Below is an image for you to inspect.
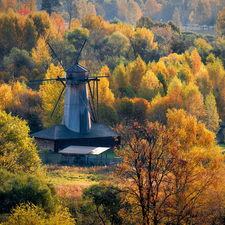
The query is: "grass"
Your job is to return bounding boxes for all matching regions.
[217,143,225,154]
[44,164,115,198]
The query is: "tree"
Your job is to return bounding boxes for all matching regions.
[204,92,221,134]
[41,0,61,15]
[183,82,206,121]
[116,97,134,122]
[64,0,80,29]
[143,0,161,21]
[0,170,57,214]
[83,183,124,225]
[216,7,225,36]
[115,109,224,224]
[50,12,66,37]
[172,7,181,27]
[193,0,212,25]
[31,37,52,74]
[97,69,115,109]
[112,62,129,98]
[1,0,17,12]
[4,82,44,134]
[167,76,183,110]
[39,64,65,127]
[0,110,41,173]
[0,83,13,110]
[128,56,146,94]
[126,0,143,25]
[138,69,160,102]
[25,0,37,11]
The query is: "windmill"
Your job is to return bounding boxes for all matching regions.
[32,40,104,133]
[31,40,121,155]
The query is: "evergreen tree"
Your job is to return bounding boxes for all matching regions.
[41,0,60,15]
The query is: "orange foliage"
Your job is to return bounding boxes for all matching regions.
[50,12,66,37]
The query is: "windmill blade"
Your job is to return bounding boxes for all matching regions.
[74,39,87,65]
[88,81,97,123]
[51,86,66,118]
[47,43,65,70]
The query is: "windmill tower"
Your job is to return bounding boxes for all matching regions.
[31,40,121,157]
[63,58,91,133]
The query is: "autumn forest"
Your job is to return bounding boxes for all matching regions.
[1,0,225,224]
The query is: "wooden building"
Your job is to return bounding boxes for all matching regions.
[31,123,121,153]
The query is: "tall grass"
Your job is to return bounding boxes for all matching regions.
[45,164,115,198]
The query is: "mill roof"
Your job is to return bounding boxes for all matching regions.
[66,64,89,73]
[31,123,120,140]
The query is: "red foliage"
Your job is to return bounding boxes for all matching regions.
[17,8,31,16]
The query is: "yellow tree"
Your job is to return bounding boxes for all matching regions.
[128,55,146,94]
[115,109,224,224]
[1,0,17,12]
[39,64,65,128]
[147,93,169,124]
[112,62,129,98]
[183,82,206,121]
[204,92,221,134]
[138,69,160,102]
[207,57,225,91]
[98,70,115,109]
[166,109,224,224]
[167,76,183,110]
[0,83,13,110]
[216,6,225,36]
[190,48,202,76]
[195,66,212,98]
[0,110,41,173]
[31,37,52,73]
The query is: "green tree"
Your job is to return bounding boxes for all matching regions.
[83,183,124,225]
[136,16,155,30]
[0,170,57,214]
[41,0,61,15]
[0,110,41,173]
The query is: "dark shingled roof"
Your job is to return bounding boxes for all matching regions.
[31,123,120,140]
[66,64,89,73]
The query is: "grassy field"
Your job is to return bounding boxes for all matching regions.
[45,165,114,198]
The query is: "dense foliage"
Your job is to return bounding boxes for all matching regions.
[1,2,225,224]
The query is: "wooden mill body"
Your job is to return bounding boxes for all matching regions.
[62,64,91,133]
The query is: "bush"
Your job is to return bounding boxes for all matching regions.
[2,203,75,225]
[0,170,57,214]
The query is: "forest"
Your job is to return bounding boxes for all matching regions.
[1,0,225,224]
